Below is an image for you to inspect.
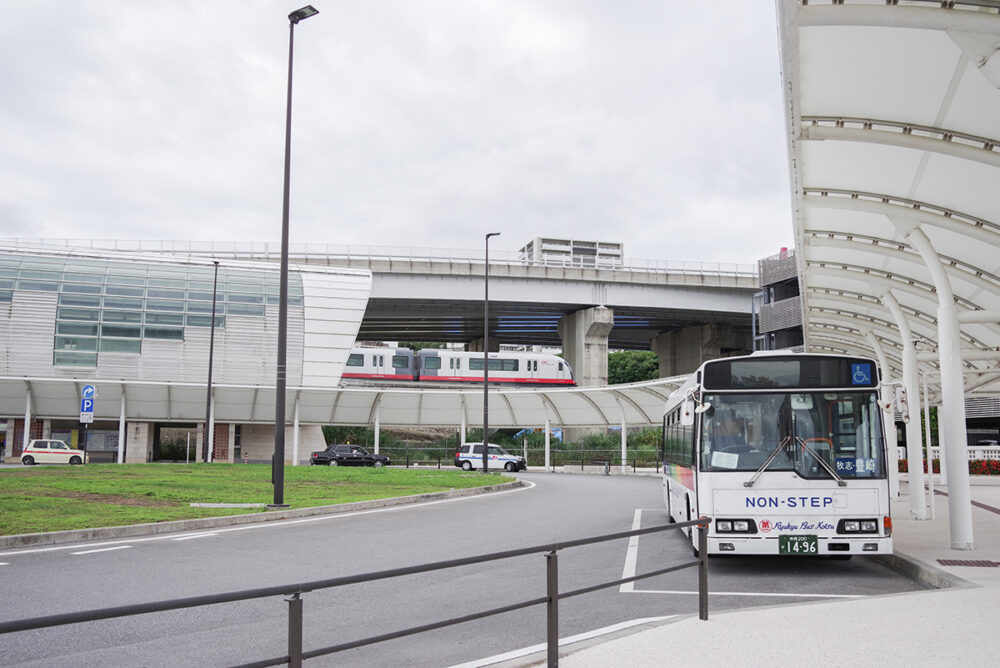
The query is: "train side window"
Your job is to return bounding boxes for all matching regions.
[347,354,363,367]
[558,362,563,371]
[503,359,518,371]
[392,355,408,369]
[424,357,442,370]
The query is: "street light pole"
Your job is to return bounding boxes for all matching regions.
[273,5,318,507]
[203,259,219,463]
[482,232,500,474]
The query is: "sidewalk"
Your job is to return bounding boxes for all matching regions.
[555,476,1000,667]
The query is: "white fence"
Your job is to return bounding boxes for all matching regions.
[897,446,1000,462]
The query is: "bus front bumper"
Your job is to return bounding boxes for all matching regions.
[707,535,893,556]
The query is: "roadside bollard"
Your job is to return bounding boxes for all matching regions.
[604,461,610,476]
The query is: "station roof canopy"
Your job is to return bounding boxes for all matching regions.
[778,0,1000,399]
[1,376,686,429]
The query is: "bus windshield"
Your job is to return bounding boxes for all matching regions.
[699,391,885,479]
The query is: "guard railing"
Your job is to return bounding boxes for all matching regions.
[0,518,710,667]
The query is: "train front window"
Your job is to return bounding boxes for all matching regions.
[699,392,885,479]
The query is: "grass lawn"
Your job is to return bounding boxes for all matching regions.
[0,463,508,536]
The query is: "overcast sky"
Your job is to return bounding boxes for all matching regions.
[0,1,792,266]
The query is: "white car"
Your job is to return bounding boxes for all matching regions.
[454,442,527,472]
[21,439,87,465]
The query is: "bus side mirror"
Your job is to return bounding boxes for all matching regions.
[681,401,695,426]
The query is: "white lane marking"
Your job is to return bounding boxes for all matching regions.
[446,616,675,668]
[619,507,862,600]
[71,545,133,556]
[618,508,644,593]
[628,587,861,599]
[0,480,536,558]
[172,532,218,541]
[0,562,9,566]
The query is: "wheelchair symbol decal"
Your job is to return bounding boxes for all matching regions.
[851,363,872,386]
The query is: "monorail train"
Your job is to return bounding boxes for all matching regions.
[341,347,575,385]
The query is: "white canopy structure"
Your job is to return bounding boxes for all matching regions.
[0,376,685,430]
[777,0,1000,548]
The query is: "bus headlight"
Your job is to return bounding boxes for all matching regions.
[715,519,757,534]
[837,518,879,534]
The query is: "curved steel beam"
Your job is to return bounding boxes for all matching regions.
[801,118,1000,170]
[796,2,1000,34]
[609,389,655,424]
[802,189,1000,243]
[805,230,1000,296]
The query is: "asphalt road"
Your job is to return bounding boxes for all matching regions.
[0,472,924,667]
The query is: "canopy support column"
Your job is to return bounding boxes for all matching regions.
[903,226,973,548]
[882,292,927,519]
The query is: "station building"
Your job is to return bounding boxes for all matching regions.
[0,244,371,464]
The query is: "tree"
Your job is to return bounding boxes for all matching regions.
[400,342,445,352]
[608,350,659,384]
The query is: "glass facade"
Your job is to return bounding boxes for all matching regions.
[0,253,303,368]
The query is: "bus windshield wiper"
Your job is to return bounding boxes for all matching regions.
[796,437,847,486]
[743,436,791,488]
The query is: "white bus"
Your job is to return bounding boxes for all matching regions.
[662,352,893,557]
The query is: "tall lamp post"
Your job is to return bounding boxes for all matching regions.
[203,260,220,463]
[273,4,319,507]
[482,232,500,474]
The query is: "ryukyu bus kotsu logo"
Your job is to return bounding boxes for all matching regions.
[759,519,773,533]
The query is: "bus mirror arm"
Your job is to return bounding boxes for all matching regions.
[743,436,791,488]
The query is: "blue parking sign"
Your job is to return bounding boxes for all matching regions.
[81,398,94,413]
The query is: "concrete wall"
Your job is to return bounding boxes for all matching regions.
[240,424,327,465]
[125,422,154,463]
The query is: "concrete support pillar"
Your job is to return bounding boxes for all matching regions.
[118,392,126,464]
[207,392,215,463]
[22,385,31,452]
[466,338,499,353]
[557,306,614,387]
[374,401,381,454]
[651,324,747,377]
[292,394,300,466]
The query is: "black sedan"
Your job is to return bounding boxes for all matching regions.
[310,444,390,467]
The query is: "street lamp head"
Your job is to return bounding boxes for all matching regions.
[486,232,501,240]
[289,5,319,23]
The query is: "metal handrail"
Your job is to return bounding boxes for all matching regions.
[0,518,710,667]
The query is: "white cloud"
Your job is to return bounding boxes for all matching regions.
[0,0,793,265]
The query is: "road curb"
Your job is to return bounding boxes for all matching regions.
[873,550,973,590]
[0,479,524,550]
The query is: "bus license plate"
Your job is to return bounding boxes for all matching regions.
[779,535,818,555]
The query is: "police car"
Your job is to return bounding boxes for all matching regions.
[454,442,526,472]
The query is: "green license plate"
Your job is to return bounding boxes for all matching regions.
[779,534,818,555]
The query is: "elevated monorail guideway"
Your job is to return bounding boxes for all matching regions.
[777,0,1000,549]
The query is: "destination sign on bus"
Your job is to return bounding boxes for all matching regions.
[702,356,878,390]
